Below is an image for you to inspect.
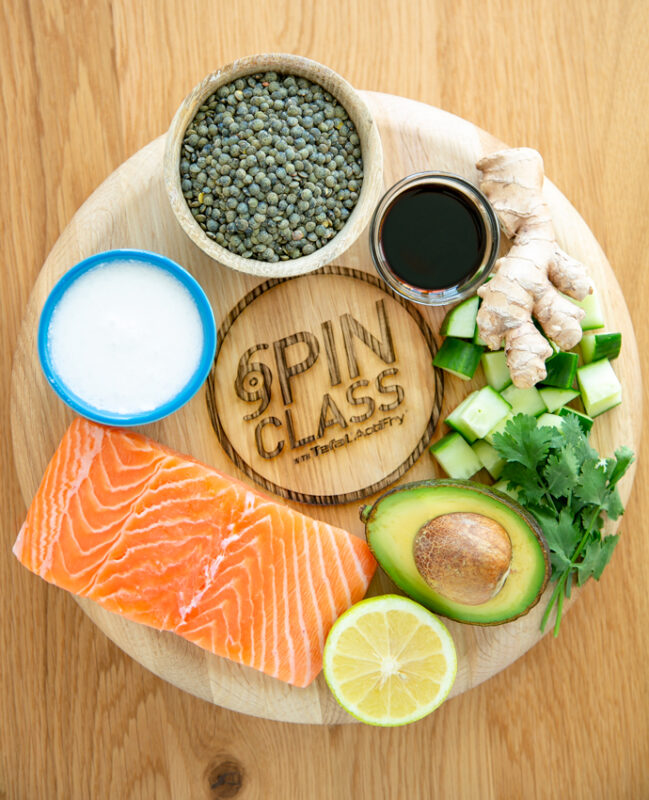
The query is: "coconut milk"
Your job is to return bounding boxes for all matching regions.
[48,260,204,414]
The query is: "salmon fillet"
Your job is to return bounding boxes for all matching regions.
[13,418,377,687]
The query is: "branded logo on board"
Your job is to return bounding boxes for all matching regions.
[206,266,443,504]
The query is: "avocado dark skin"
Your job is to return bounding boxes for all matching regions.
[361,479,550,625]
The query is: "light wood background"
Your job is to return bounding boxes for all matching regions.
[2,1,648,798]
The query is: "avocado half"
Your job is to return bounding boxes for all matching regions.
[362,479,550,625]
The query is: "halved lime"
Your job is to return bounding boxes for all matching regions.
[323,594,457,726]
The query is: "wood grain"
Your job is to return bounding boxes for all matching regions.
[205,264,443,504]
[9,94,641,724]
[2,0,649,798]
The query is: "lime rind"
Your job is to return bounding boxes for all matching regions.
[323,594,457,726]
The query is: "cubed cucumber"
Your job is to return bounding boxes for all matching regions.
[580,332,622,363]
[472,439,505,480]
[569,289,605,331]
[537,412,564,430]
[473,326,489,347]
[577,359,622,417]
[558,406,594,434]
[445,391,480,441]
[492,479,520,501]
[481,350,512,392]
[440,295,480,338]
[433,337,483,380]
[450,386,512,441]
[484,412,514,445]
[541,351,579,389]
[538,387,580,413]
[430,432,482,480]
[501,385,547,417]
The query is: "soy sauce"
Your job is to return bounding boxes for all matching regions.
[378,184,487,291]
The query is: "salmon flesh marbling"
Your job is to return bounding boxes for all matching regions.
[13,418,377,687]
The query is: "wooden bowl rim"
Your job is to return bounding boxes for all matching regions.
[163,53,384,278]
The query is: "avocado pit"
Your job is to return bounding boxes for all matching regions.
[413,512,512,605]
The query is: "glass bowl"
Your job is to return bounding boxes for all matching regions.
[369,171,500,306]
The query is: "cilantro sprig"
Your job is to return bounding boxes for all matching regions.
[491,414,634,636]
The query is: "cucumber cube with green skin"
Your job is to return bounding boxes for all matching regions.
[536,412,564,430]
[558,406,594,434]
[501,385,547,417]
[541,351,579,389]
[484,412,513,445]
[577,359,622,417]
[472,439,505,480]
[492,478,521,501]
[568,289,605,331]
[440,295,480,339]
[430,433,482,480]
[433,337,483,380]
[538,387,580,413]
[451,386,512,441]
[473,327,489,347]
[481,350,512,392]
[580,332,622,363]
[445,391,480,442]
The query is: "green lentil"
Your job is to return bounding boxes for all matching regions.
[180,71,363,261]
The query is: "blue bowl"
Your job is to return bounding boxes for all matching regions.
[38,249,217,426]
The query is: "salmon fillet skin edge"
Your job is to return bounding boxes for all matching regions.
[13,418,377,687]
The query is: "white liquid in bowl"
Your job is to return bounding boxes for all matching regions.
[48,260,204,415]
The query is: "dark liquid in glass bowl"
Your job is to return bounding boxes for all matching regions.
[378,184,487,291]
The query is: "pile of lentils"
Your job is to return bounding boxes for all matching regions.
[179,72,364,262]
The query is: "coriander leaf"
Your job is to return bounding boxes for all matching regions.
[601,457,618,481]
[499,463,546,505]
[536,507,577,565]
[601,487,624,520]
[576,534,619,585]
[550,550,571,577]
[486,404,634,639]
[579,506,604,534]
[574,458,609,506]
[543,449,579,498]
[558,415,597,462]
[609,446,635,487]
[524,500,557,521]
[492,414,560,471]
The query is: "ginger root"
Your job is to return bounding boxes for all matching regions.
[475,148,593,388]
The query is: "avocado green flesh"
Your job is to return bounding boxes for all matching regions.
[366,484,548,624]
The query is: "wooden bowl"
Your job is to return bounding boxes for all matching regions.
[163,53,384,278]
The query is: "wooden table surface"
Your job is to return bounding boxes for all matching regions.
[2,1,648,797]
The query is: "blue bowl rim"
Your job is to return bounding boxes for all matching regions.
[37,248,217,426]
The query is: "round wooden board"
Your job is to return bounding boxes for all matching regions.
[11,92,641,724]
